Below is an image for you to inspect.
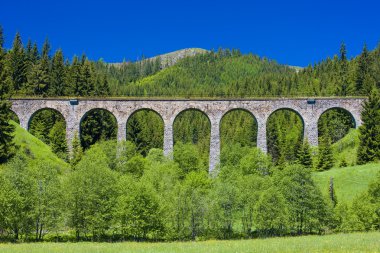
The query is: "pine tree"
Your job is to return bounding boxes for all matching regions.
[335,43,352,96]
[67,56,81,96]
[355,44,371,95]
[49,121,68,160]
[0,26,12,96]
[0,26,16,163]
[329,177,337,207]
[38,38,51,94]
[31,42,39,63]
[50,49,66,96]
[297,139,313,168]
[80,57,94,96]
[70,132,83,166]
[357,90,380,164]
[317,125,335,171]
[27,62,49,95]
[100,75,110,96]
[8,32,28,92]
[25,39,32,60]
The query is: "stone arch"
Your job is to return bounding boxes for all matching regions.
[127,108,164,123]
[173,108,212,171]
[267,107,305,135]
[8,110,20,124]
[318,107,357,128]
[317,107,356,143]
[173,107,212,128]
[79,108,118,149]
[266,107,305,164]
[28,107,67,131]
[126,108,165,156]
[219,108,258,147]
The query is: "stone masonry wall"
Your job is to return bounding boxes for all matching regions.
[11,98,365,173]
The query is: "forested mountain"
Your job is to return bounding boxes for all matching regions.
[2,29,379,98]
[110,48,208,68]
[104,45,380,98]
[2,28,379,167]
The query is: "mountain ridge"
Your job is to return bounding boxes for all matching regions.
[110,48,209,68]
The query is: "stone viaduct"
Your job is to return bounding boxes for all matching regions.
[10,98,365,173]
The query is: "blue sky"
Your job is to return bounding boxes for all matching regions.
[1,0,379,66]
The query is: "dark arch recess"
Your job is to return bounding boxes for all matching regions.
[80,108,118,150]
[220,108,258,148]
[266,108,304,165]
[126,108,164,156]
[318,107,356,143]
[173,108,211,171]
[173,108,211,145]
[27,108,68,160]
[28,108,66,131]
[267,107,305,134]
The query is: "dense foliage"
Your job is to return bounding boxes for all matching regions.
[1,140,380,242]
[0,26,15,163]
[357,90,380,164]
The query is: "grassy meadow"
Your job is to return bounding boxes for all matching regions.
[313,163,380,202]
[0,232,379,253]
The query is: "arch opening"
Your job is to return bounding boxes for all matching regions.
[266,108,304,165]
[28,108,67,159]
[173,109,211,173]
[80,108,118,150]
[220,109,258,165]
[126,109,164,156]
[318,107,356,144]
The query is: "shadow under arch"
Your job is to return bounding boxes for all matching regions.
[220,108,258,147]
[79,108,118,149]
[126,108,164,156]
[266,107,305,164]
[28,107,67,131]
[267,107,305,135]
[8,110,20,124]
[173,107,212,143]
[173,108,211,171]
[317,107,356,143]
[27,108,68,159]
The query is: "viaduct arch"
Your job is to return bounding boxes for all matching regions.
[11,98,365,173]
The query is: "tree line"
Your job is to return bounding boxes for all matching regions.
[1,140,379,242]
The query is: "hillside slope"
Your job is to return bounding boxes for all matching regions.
[110,48,208,68]
[7,121,69,169]
[332,128,359,166]
[148,48,208,68]
[313,163,380,202]
[123,51,296,97]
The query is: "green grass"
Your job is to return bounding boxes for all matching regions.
[10,121,68,168]
[332,129,360,166]
[0,232,379,253]
[313,163,380,202]
[312,128,380,203]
